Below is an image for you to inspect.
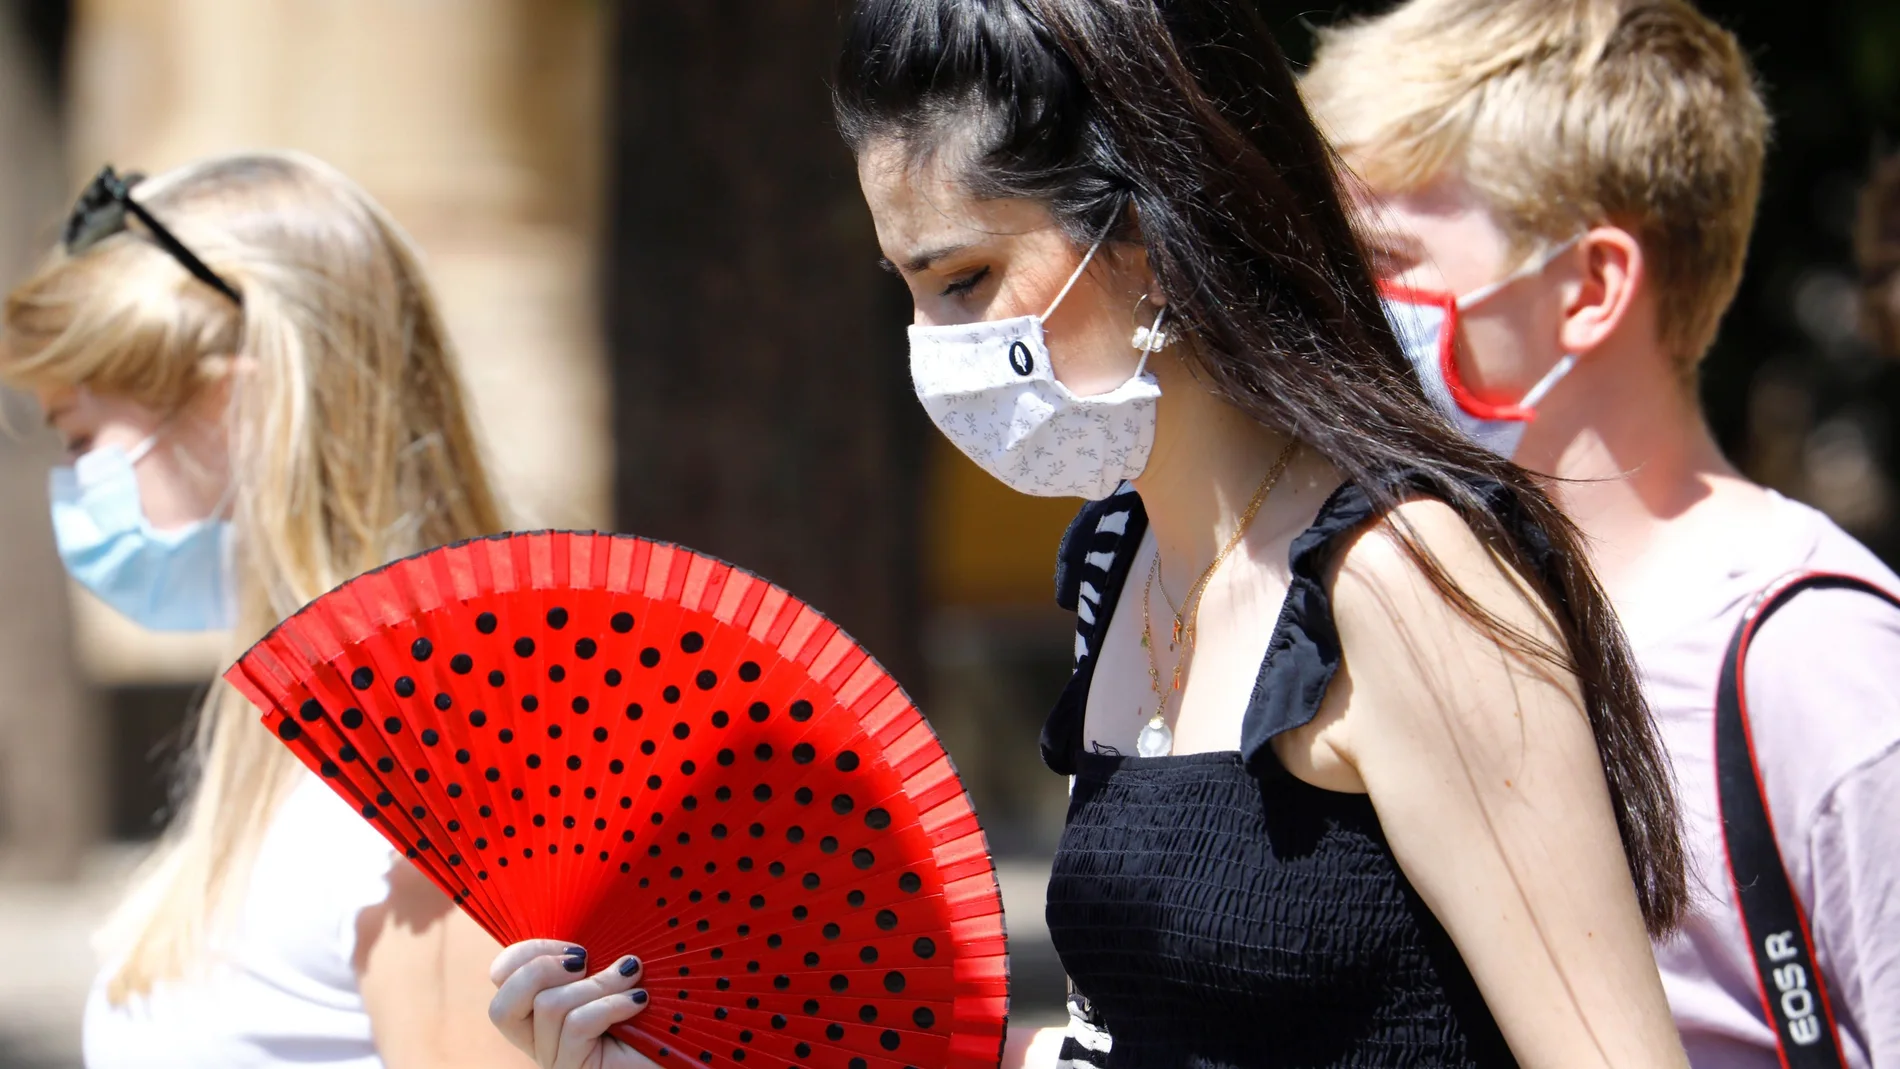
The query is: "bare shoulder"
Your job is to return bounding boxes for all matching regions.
[1325,495,1575,723]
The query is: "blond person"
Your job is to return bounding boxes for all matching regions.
[5,154,530,1068]
[1306,3,1900,1066]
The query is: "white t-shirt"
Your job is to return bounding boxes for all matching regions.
[83,772,399,1068]
[1631,492,1900,1068]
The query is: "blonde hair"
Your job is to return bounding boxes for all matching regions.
[2,151,506,1001]
[1300,0,1769,371]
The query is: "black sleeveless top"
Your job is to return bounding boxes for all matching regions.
[1040,479,1528,1069]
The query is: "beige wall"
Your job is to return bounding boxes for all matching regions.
[65,0,613,681]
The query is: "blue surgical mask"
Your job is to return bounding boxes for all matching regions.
[49,436,235,632]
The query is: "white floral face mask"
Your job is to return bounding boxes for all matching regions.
[907,240,1163,500]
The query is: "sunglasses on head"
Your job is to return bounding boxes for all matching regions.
[63,165,242,306]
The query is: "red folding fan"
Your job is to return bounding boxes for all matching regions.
[224,533,1007,1069]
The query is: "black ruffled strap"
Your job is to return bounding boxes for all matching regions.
[1238,472,1557,777]
[1238,481,1367,775]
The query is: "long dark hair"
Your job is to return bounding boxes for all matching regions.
[835,0,1684,933]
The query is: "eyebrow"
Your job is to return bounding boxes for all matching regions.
[880,241,979,276]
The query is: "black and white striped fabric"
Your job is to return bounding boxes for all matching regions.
[1046,483,1145,1069]
[1043,484,1146,768]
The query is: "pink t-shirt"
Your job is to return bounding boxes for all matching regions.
[1631,491,1900,1068]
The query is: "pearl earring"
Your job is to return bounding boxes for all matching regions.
[1130,294,1172,351]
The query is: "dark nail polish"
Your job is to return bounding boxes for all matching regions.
[562,954,586,973]
[631,989,649,1005]
[564,945,586,957]
[619,956,641,977]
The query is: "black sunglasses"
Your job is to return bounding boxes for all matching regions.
[63,165,243,306]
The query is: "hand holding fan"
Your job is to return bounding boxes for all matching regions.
[224,533,1008,1069]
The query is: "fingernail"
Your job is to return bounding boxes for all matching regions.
[631,989,649,1005]
[562,953,586,973]
[619,956,641,977]
[564,945,585,957]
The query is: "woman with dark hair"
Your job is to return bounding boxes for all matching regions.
[486,2,1690,1066]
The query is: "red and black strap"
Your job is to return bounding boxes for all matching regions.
[1716,571,1898,1068]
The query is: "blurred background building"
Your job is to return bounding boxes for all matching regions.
[0,1,1896,1066]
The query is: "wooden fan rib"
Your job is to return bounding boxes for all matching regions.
[710,568,755,625]
[602,534,640,593]
[944,879,1005,926]
[834,661,895,717]
[815,642,867,697]
[344,569,534,932]
[695,560,735,616]
[947,1007,1010,1065]
[524,530,558,591]
[915,791,977,841]
[643,542,678,598]
[880,723,944,781]
[322,622,521,934]
[950,955,1009,993]
[661,547,694,604]
[679,552,718,613]
[759,590,803,646]
[805,633,852,689]
[427,539,479,605]
[729,575,773,633]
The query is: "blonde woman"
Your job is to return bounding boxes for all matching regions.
[5,153,531,1068]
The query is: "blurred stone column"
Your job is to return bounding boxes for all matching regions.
[604,1,927,689]
[0,0,102,880]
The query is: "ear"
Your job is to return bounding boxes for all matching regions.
[1557,226,1644,355]
[1121,204,1165,308]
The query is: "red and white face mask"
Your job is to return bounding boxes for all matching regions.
[1378,235,1582,459]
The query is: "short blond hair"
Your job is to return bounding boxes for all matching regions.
[1301,0,1769,370]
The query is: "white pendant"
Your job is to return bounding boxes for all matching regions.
[1136,714,1173,758]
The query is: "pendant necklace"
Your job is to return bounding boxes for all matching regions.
[1137,440,1298,758]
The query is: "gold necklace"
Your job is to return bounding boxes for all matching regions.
[1162,439,1298,651]
[1137,440,1299,758]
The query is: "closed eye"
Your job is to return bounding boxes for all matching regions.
[940,266,990,298]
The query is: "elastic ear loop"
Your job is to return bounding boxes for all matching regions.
[1517,352,1579,410]
[1453,232,1585,311]
[1133,305,1167,378]
[1041,238,1105,321]
[122,435,159,466]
